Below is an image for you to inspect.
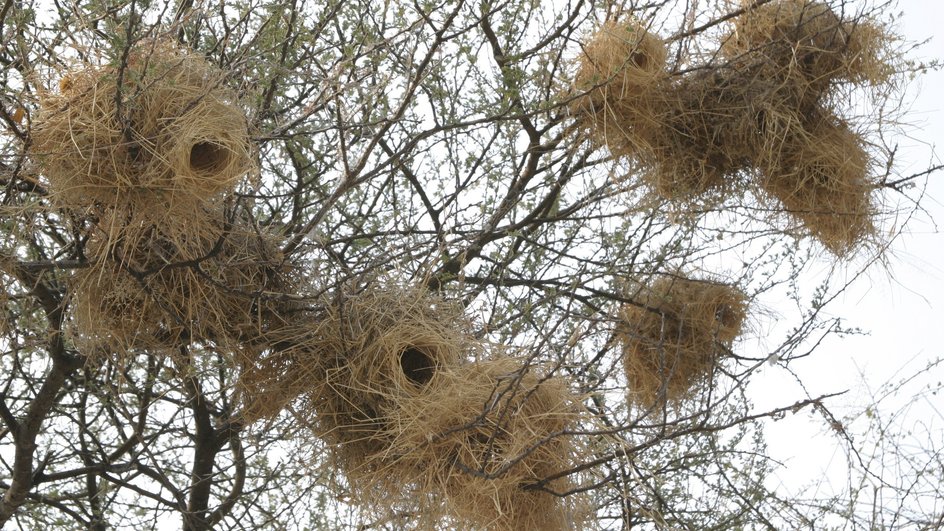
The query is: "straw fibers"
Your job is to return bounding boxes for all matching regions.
[757,113,874,256]
[618,276,747,406]
[31,41,253,211]
[70,206,292,357]
[233,312,324,424]
[572,20,668,160]
[722,0,893,94]
[236,285,471,462]
[571,20,744,199]
[634,68,791,200]
[571,3,890,252]
[236,288,590,529]
[373,357,588,530]
[304,286,473,468]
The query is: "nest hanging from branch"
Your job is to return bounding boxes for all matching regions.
[721,0,894,95]
[69,205,293,358]
[618,275,747,407]
[31,41,254,211]
[305,285,471,472]
[572,19,668,160]
[757,113,875,255]
[235,284,472,466]
[567,3,890,255]
[237,290,590,529]
[363,357,589,531]
[632,69,795,201]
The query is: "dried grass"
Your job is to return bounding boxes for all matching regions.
[69,206,292,357]
[572,20,668,159]
[304,286,472,468]
[722,0,893,93]
[571,3,891,213]
[372,358,588,530]
[235,284,471,458]
[572,19,746,200]
[635,69,777,200]
[758,113,874,255]
[236,288,589,529]
[31,41,253,211]
[233,312,324,423]
[618,276,747,406]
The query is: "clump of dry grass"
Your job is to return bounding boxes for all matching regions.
[232,311,325,423]
[722,0,894,94]
[618,275,747,406]
[235,284,472,463]
[572,19,747,199]
[572,19,668,159]
[235,286,590,529]
[570,4,890,252]
[39,42,276,359]
[757,113,874,256]
[841,20,895,85]
[367,357,588,530]
[635,70,784,200]
[31,41,253,211]
[69,205,292,357]
[304,285,472,470]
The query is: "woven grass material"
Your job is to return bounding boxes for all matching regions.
[757,112,874,255]
[304,286,472,470]
[618,276,747,407]
[235,287,589,529]
[69,206,292,356]
[236,285,472,458]
[572,19,668,159]
[571,20,739,199]
[368,357,588,531]
[233,314,323,424]
[572,3,891,253]
[570,19,797,200]
[635,67,806,200]
[722,0,893,94]
[31,41,253,211]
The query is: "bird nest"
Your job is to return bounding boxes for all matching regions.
[757,112,875,255]
[31,40,254,212]
[721,0,894,94]
[235,284,472,464]
[69,205,292,359]
[618,275,747,407]
[572,19,668,160]
[366,357,589,530]
[303,285,472,472]
[569,5,887,254]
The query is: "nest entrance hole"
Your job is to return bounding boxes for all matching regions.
[399,347,436,386]
[630,47,654,71]
[189,141,232,175]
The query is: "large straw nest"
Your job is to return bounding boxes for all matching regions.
[308,286,471,473]
[69,206,292,356]
[618,276,747,406]
[571,23,810,201]
[31,41,253,210]
[633,69,773,200]
[721,0,893,93]
[371,357,587,530]
[757,113,875,255]
[572,20,668,159]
